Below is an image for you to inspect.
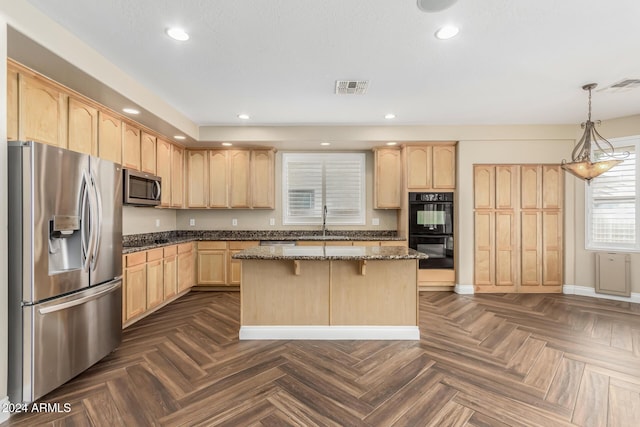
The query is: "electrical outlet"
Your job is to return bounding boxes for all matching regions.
[232,218,238,226]
[269,218,275,226]
[155,219,160,227]
[372,218,380,226]
[189,218,195,226]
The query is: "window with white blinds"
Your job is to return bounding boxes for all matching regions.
[586,135,638,250]
[282,153,366,225]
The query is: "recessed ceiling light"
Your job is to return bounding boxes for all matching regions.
[384,113,396,120]
[237,114,250,120]
[320,142,331,146]
[222,142,233,147]
[122,107,140,115]
[386,142,398,146]
[435,25,459,40]
[166,27,189,41]
[173,135,186,140]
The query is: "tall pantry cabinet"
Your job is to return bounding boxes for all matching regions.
[474,164,563,293]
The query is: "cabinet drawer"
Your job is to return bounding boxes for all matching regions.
[198,241,227,250]
[177,242,193,253]
[146,248,164,262]
[163,245,177,257]
[125,251,147,267]
[228,241,259,250]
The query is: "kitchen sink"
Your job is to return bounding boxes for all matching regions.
[296,235,349,240]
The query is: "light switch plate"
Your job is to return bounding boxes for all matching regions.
[155,219,160,227]
[232,218,238,226]
[372,218,380,226]
[269,218,275,226]
[189,218,195,226]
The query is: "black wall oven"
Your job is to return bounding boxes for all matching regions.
[408,192,454,269]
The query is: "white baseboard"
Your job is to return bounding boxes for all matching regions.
[454,284,475,294]
[0,396,10,423]
[563,285,640,304]
[239,325,420,340]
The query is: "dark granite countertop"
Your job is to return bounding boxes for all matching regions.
[122,230,405,254]
[232,245,427,261]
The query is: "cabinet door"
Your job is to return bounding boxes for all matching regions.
[7,66,19,141]
[432,145,456,189]
[208,150,229,208]
[156,139,172,207]
[520,165,541,209]
[374,148,402,209]
[495,212,517,289]
[67,97,98,156]
[495,165,518,209]
[521,211,542,286]
[187,150,208,208]
[251,150,275,208]
[163,255,178,299]
[474,165,495,209]
[542,211,563,287]
[122,123,141,170]
[125,264,146,321]
[146,259,164,309]
[19,74,65,147]
[407,146,432,189]
[140,131,157,174]
[197,250,227,285]
[98,111,122,164]
[171,145,184,208]
[542,165,563,209]
[229,150,251,208]
[177,249,194,292]
[474,211,495,286]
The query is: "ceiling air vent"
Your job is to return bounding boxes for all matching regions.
[335,80,369,95]
[599,78,640,93]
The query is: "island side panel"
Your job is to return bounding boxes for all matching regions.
[330,260,418,326]
[241,260,330,325]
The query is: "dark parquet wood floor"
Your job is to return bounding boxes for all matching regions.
[4,291,640,426]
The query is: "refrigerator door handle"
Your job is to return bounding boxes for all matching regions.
[89,170,103,269]
[80,170,94,272]
[37,281,121,315]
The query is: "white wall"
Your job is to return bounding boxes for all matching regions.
[0,14,9,421]
[122,207,177,236]
[456,139,577,287]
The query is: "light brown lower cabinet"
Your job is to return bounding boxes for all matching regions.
[196,241,259,287]
[123,244,195,327]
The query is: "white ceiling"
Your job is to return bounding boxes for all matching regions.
[22,0,640,128]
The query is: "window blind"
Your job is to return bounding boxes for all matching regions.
[587,138,638,250]
[283,153,365,225]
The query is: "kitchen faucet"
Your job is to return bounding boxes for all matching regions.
[322,205,328,237]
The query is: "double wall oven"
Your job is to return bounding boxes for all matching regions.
[408,192,454,269]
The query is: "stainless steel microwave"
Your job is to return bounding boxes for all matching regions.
[123,169,161,206]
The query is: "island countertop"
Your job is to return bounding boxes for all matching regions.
[232,245,427,261]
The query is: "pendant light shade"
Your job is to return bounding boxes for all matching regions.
[417,0,458,13]
[561,83,628,183]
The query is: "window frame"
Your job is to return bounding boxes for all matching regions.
[282,152,366,226]
[585,135,639,252]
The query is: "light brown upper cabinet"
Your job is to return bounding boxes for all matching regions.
[140,131,157,174]
[208,150,229,208]
[187,149,208,208]
[7,66,19,141]
[156,139,172,207]
[229,150,251,208]
[406,144,456,190]
[122,123,141,170]
[373,147,402,209]
[97,111,122,164]
[67,97,98,156]
[251,149,275,209]
[171,145,184,208]
[18,73,66,147]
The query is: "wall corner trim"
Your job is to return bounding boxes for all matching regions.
[563,284,640,304]
[454,284,475,294]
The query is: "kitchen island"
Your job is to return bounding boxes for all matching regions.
[233,245,427,340]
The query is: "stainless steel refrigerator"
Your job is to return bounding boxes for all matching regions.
[8,141,123,404]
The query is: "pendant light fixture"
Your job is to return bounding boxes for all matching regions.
[561,83,628,183]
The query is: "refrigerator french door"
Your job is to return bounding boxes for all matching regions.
[8,141,123,404]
